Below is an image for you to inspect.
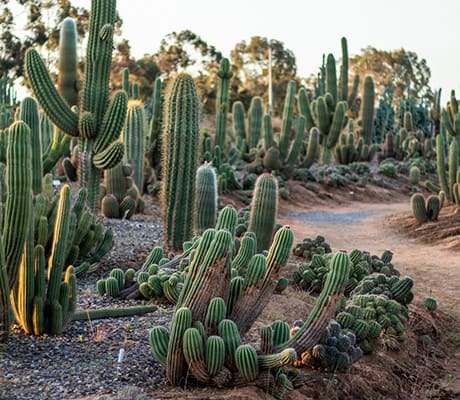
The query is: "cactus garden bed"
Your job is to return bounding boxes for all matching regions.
[1,183,459,400]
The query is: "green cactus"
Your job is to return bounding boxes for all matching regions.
[206,335,225,376]
[410,193,428,224]
[3,121,33,290]
[300,127,319,168]
[339,37,349,102]
[426,195,441,221]
[279,81,296,161]
[183,327,210,383]
[298,87,315,131]
[232,101,246,143]
[441,90,460,143]
[235,344,259,382]
[123,100,147,193]
[195,164,218,235]
[248,174,278,252]
[436,134,458,202]
[271,320,290,347]
[204,297,227,334]
[149,325,170,367]
[25,0,127,211]
[326,53,337,107]
[423,297,437,311]
[19,98,43,194]
[147,77,163,169]
[247,97,263,150]
[360,76,375,145]
[215,58,233,152]
[280,251,351,353]
[161,73,200,250]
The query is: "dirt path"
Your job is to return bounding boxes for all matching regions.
[278,200,460,395]
[279,200,460,317]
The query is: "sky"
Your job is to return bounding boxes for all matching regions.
[10,0,460,103]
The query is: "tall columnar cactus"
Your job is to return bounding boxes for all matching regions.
[25,0,127,211]
[297,88,315,131]
[339,37,349,102]
[279,81,296,161]
[441,90,460,144]
[232,101,246,142]
[161,73,200,250]
[11,185,78,335]
[123,101,147,192]
[325,53,337,107]
[19,97,43,194]
[57,17,79,107]
[215,58,233,153]
[195,163,218,235]
[436,133,459,203]
[247,96,263,150]
[248,174,278,252]
[311,97,348,164]
[4,121,33,289]
[0,121,33,342]
[148,77,163,169]
[360,76,375,145]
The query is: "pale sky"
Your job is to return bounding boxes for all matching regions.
[12,0,460,103]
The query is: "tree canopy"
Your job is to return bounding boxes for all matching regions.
[0,0,90,78]
[350,46,433,103]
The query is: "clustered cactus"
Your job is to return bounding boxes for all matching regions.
[292,235,332,260]
[25,0,127,211]
[295,319,363,372]
[149,206,352,392]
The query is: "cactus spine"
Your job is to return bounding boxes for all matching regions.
[25,0,127,211]
[148,77,163,169]
[161,73,200,249]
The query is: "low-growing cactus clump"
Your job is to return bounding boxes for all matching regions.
[337,293,409,354]
[148,206,352,394]
[292,235,332,260]
[295,320,363,372]
[350,274,414,305]
[293,249,369,294]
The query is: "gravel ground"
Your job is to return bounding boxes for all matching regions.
[0,198,173,400]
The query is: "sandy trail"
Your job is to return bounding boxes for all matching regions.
[279,201,460,317]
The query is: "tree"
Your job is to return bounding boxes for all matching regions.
[110,39,161,101]
[230,36,297,114]
[350,46,433,103]
[0,0,90,79]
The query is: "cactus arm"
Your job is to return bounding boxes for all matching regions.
[58,18,79,107]
[277,251,350,353]
[24,49,78,136]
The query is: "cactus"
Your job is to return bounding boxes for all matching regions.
[19,98,43,194]
[215,58,233,152]
[360,76,375,145]
[235,344,259,382]
[206,335,225,376]
[311,96,348,164]
[232,101,246,143]
[436,134,459,204]
[247,174,278,252]
[279,81,296,161]
[247,97,263,150]
[423,297,437,311]
[411,193,428,223]
[195,164,217,235]
[441,90,460,143]
[123,101,147,193]
[25,0,127,211]
[147,77,163,170]
[161,73,200,250]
